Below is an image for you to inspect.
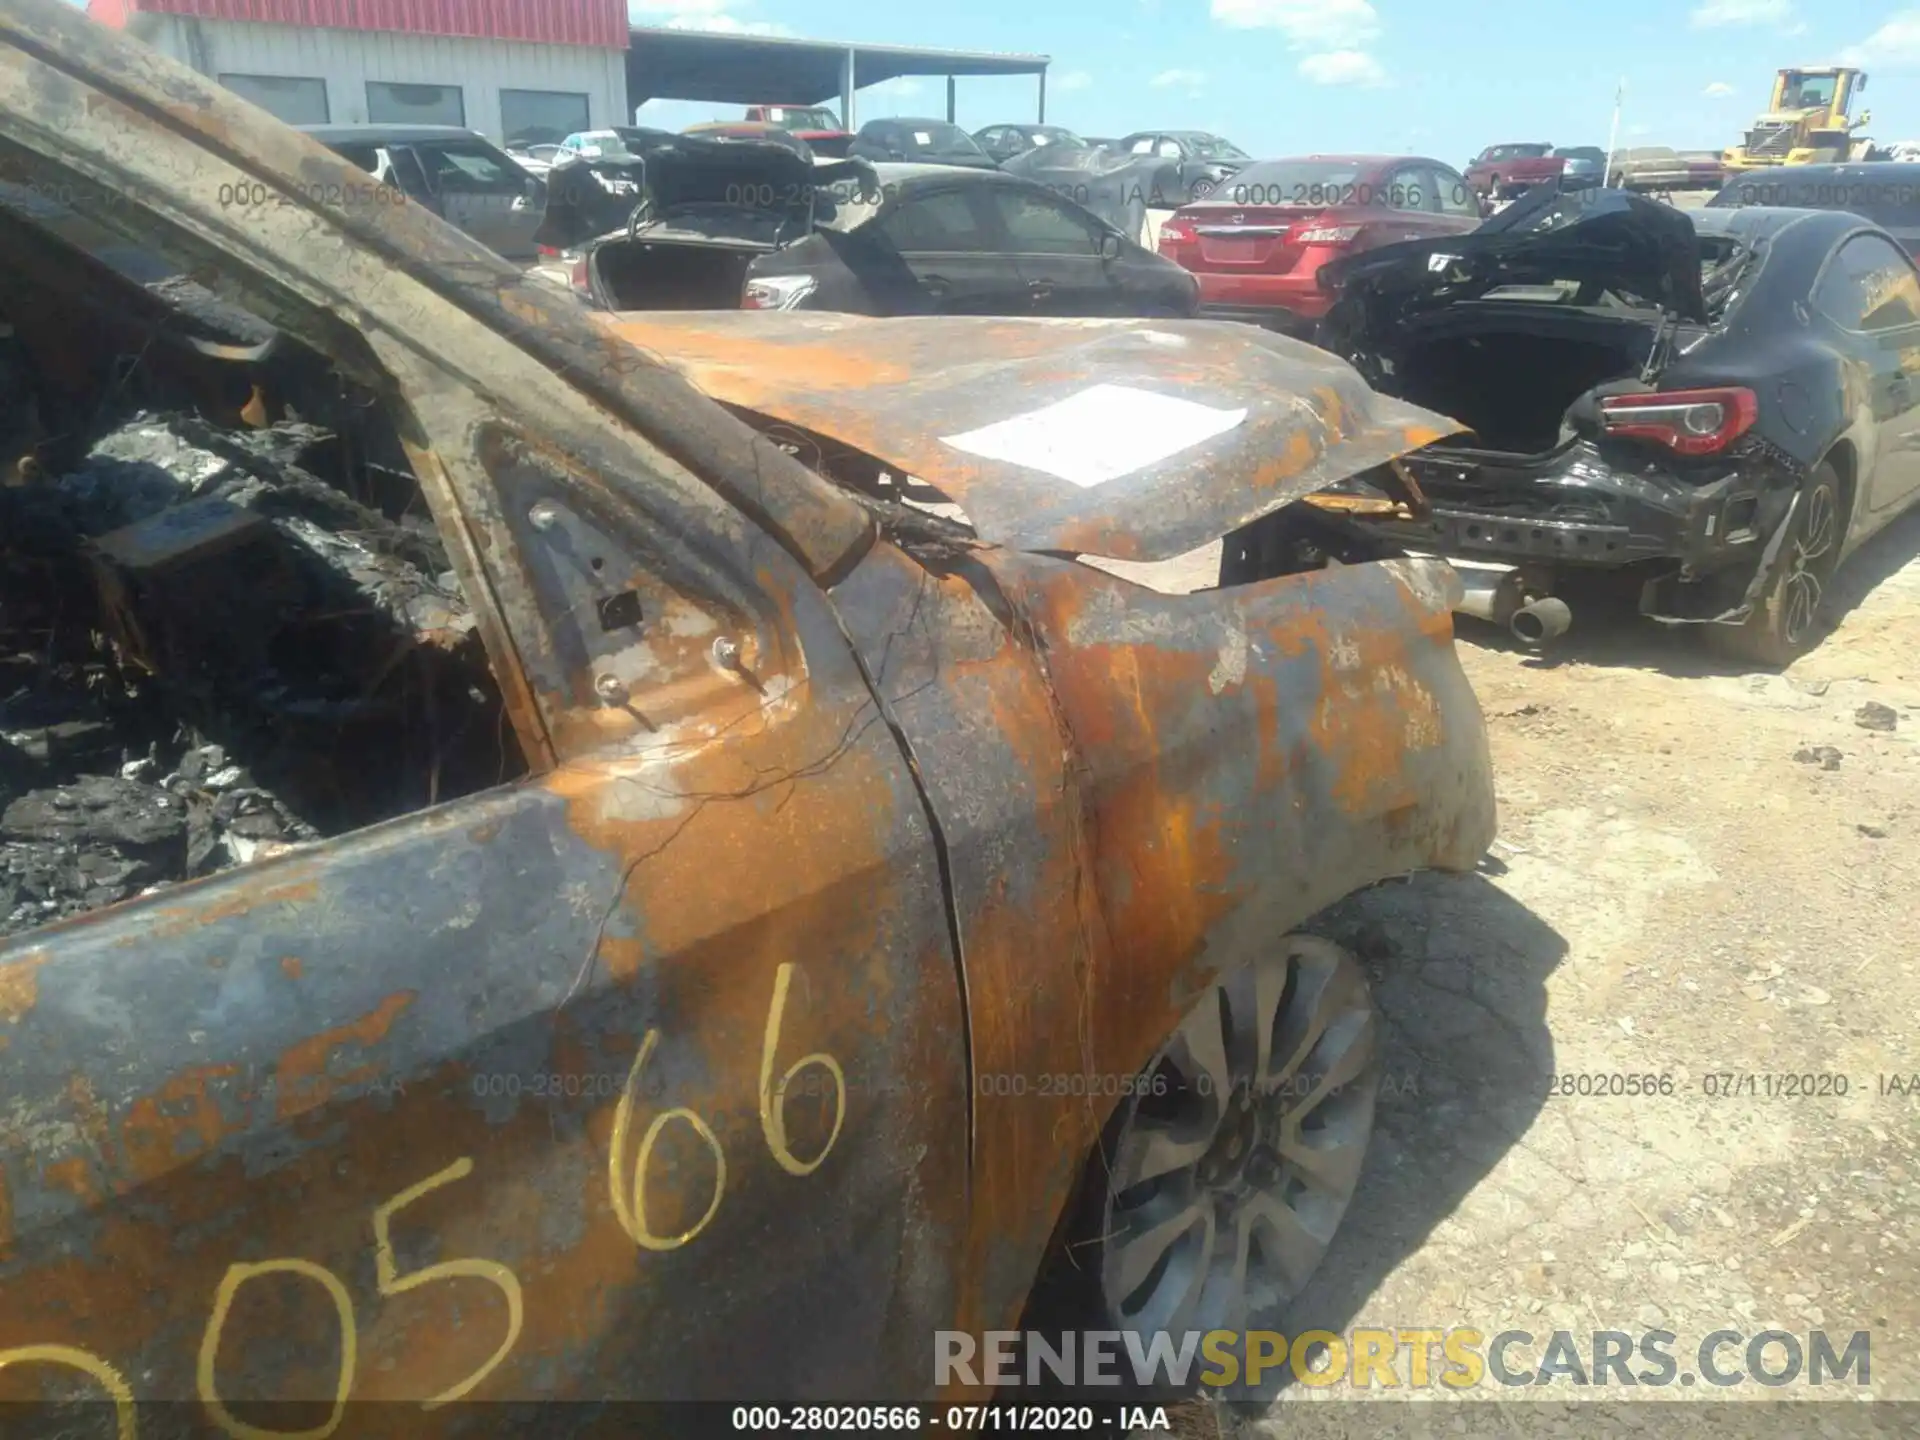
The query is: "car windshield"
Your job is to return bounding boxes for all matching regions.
[762,106,841,131]
[417,140,522,191]
[1218,159,1369,198]
[1031,128,1084,147]
[898,124,984,155]
[1489,144,1552,160]
[1184,134,1249,161]
[1555,147,1605,162]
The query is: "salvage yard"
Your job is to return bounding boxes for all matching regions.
[1108,502,1920,1420]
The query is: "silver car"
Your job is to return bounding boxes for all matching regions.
[300,123,546,262]
[1553,145,1606,187]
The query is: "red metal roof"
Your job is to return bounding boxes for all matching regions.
[86,0,629,49]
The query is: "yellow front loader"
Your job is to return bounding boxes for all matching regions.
[1723,67,1874,171]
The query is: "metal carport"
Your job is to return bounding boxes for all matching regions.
[625,27,1051,129]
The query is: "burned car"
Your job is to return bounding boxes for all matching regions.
[1264,185,1920,663]
[0,0,1494,1424]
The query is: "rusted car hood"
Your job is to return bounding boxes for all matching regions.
[598,311,1463,563]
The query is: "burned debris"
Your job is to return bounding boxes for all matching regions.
[2,389,523,938]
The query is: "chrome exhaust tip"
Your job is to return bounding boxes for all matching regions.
[1510,596,1572,645]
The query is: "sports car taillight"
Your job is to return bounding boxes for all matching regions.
[1598,387,1759,456]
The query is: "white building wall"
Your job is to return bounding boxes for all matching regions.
[130,16,628,144]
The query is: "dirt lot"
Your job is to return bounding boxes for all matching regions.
[1102,496,1920,1431]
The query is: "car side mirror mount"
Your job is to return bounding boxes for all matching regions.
[1100,232,1123,260]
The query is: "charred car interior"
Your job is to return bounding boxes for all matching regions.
[0,187,526,937]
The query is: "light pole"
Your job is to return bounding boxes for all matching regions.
[1603,79,1625,186]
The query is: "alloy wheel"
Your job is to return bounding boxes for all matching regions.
[1779,479,1837,645]
[1098,936,1380,1337]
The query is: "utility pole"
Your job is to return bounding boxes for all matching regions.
[1603,79,1625,186]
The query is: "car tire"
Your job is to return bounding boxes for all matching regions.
[1029,935,1380,1397]
[1712,461,1844,667]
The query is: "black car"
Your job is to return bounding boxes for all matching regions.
[298,124,545,261]
[1112,130,1251,200]
[847,119,1001,169]
[973,124,1087,164]
[1260,186,1920,663]
[1708,161,1920,256]
[547,151,1198,320]
[741,164,1199,317]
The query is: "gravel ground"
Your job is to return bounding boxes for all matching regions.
[1099,498,1920,1434]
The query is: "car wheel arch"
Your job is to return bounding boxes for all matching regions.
[1822,437,1860,539]
[1013,900,1394,1346]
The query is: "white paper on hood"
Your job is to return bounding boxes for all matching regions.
[939,383,1249,489]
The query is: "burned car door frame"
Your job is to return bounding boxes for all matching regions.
[0,5,972,1409]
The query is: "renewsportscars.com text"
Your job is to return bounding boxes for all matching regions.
[935,1328,1871,1390]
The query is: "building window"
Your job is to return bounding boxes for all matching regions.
[500,90,590,148]
[218,73,329,125]
[366,82,465,128]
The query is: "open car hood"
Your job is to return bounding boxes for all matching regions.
[596,312,1463,563]
[1318,185,1708,339]
[534,138,876,251]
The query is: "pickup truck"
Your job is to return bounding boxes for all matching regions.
[1464,142,1566,199]
[743,103,854,157]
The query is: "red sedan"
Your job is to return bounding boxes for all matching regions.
[1157,154,1485,336]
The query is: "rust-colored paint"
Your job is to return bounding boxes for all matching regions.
[280,955,303,980]
[121,1063,244,1184]
[274,992,416,1122]
[593,310,1465,565]
[141,876,322,941]
[41,1156,103,1209]
[0,952,45,1022]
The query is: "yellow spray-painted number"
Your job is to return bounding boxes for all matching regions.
[610,1028,728,1251]
[198,1259,356,1440]
[0,1344,138,1440]
[609,962,847,1250]
[188,1156,522,1438]
[370,1155,525,1409]
[759,962,846,1176]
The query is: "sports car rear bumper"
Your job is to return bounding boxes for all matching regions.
[1343,437,1806,621]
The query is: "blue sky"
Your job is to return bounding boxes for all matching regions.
[629,0,1920,162]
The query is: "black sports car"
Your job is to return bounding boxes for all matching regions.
[1226,184,1920,664]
